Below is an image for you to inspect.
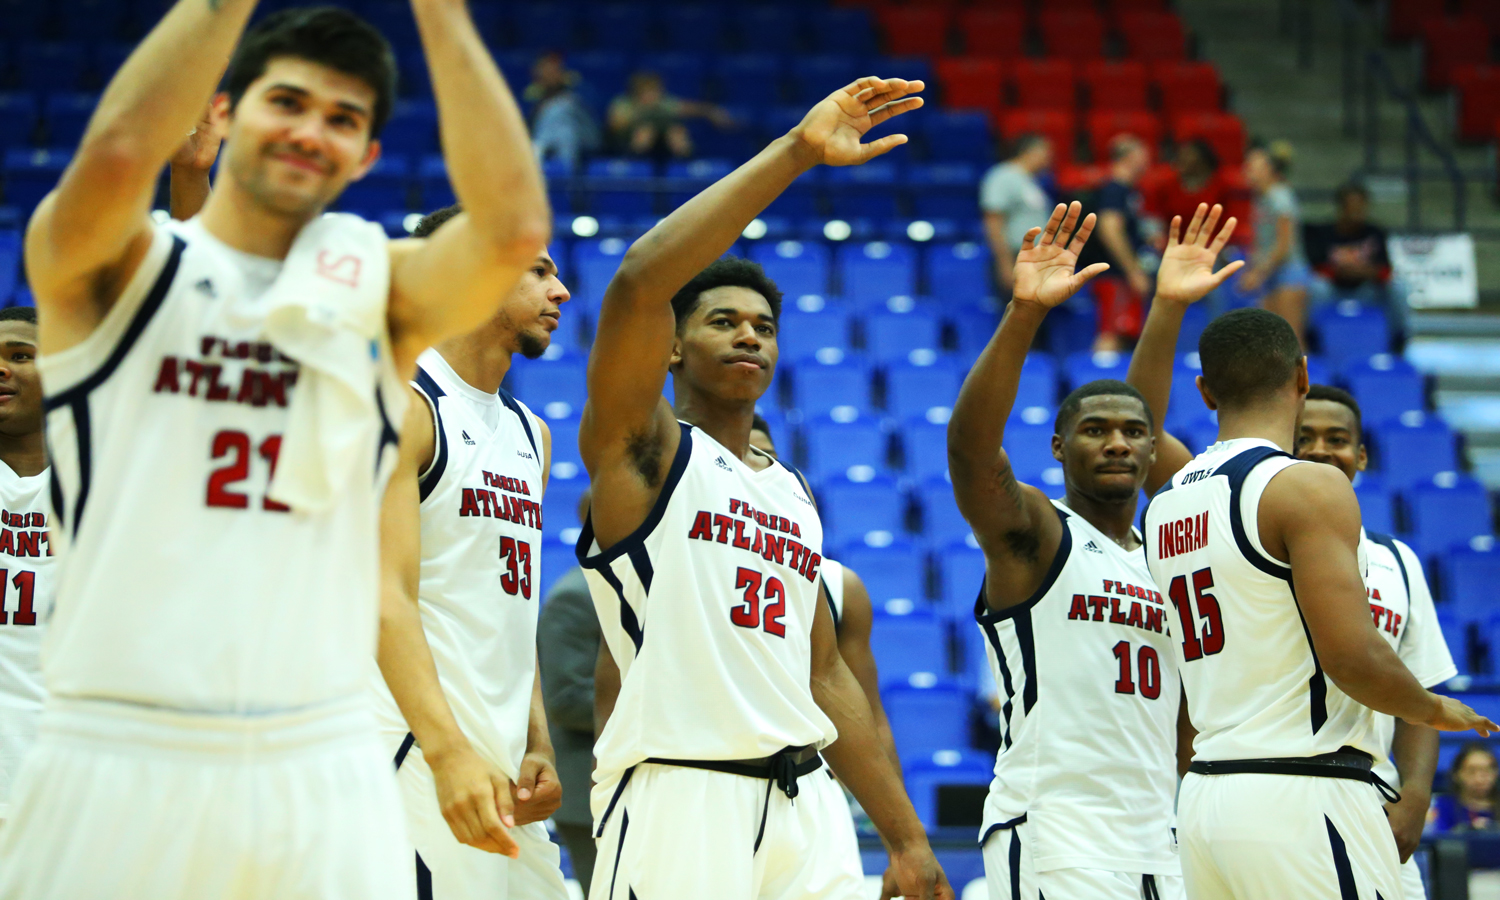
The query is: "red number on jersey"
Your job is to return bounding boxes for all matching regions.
[498,537,533,599]
[730,567,789,638]
[258,436,290,512]
[206,430,290,512]
[0,570,37,626]
[1111,640,1163,699]
[1168,566,1225,662]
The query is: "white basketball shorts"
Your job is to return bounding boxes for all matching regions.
[590,760,865,900]
[0,695,412,900]
[800,766,865,894]
[981,821,1184,900]
[1178,770,1401,900]
[395,740,570,900]
[1400,855,1427,900]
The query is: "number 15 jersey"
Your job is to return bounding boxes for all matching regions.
[1144,438,1378,762]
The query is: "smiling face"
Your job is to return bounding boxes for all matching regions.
[1052,395,1155,502]
[0,321,42,438]
[671,286,778,404]
[1295,398,1365,482]
[494,249,570,359]
[216,56,381,218]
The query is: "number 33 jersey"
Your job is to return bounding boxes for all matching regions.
[1144,438,1378,763]
[576,423,837,787]
[975,501,1181,875]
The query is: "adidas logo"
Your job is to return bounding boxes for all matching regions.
[461,430,475,445]
[1082,540,1103,554]
[194,278,216,298]
[714,455,733,473]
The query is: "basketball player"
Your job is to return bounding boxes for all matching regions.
[2,0,550,896]
[0,308,52,822]
[373,204,571,898]
[576,77,952,900]
[946,202,1239,900]
[748,415,900,892]
[1141,302,1493,899]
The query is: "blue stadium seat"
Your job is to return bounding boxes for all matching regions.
[1010,354,1060,410]
[840,538,926,606]
[337,153,412,216]
[2,149,68,214]
[805,413,888,482]
[1353,473,1398,536]
[18,43,88,93]
[1176,303,1210,354]
[870,607,948,683]
[909,163,980,221]
[1064,350,1131,391]
[0,95,40,153]
[1343,354,1426,425]
[584,158,657,218]
[513,3,582,50]
[398,49,433,98]
[755,405,795,460]
[885,358,961,420]
[417,153,455,209]
[663,6,729,52]
[0,231,19,306]
[1406,473,1493,560]
[750,239,832,297]
[571,237,631,308]
[541,473,589,543]
[927,241,990,301]
[808,6,877,56]
[788,55,864,104]
[711,54,781,97]
[886,683,974,762]
[539,537,580,603]
[638,52,708,99]
[362,2,421,52]
[946,303,1000,359]
[508,354,589,417]
[920,111,994,164]
[1442,542,1500,619]
[1166,354,1214,433]
[936,537,986,618]
[1003,419,1061,485]
[381,100,438,157]
[901,416,951,482]
[876,56,934,90]
[585,3,654,52]
[865,303,941,364]
[39,93,93,148]
[838,239,915,303]
[918,477,972,548]
[1367,412,1458,490]
[787,351,875,417]
[779,304,853,362]
[826,163,902,221]
[1314,300,1390,368]
[820,475,906,547]
[736,5,805,53]
[904,749,992,832]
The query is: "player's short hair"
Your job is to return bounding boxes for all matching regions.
[1108,133,1146,162]
[670,257,783,329]
[1198,308,1303,408]
[1009,133,1048,159]
[1054,379,1153,435]
[225,7,397,137]
[1305,384,1362,440]
[1183,137,1219,172]
[0,307,38,326]
[1334,182,1369,205]
[412,204,463,238]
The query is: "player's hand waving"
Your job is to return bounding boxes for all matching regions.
[428,743,521,858]
[1421,693,1499,737]
[1155,203,1245,306]
[1011,201,1111,310]
[881,844,955,900]
[510,750,563,826]
[791,76,925,167]
[170,100,223,172]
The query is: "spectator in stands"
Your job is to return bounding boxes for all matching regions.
[1431,743,1500,833]
[980,134,1053,297]
[1147,138,1226,240]
[525,51,600,172]
[606,71,733,161]
[1240,140,1312,346]
[1305,182,1406,332]
[537,491,600,895]
[1079,134,1153,351]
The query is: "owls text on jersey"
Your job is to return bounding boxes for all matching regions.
[576,423,837,795]
[976,501,1181,875]
[1361,531,1457,788]
[1144,439,1379,762]
[37,218,403,713]
[372,349,547,780]
[0,461,54,814]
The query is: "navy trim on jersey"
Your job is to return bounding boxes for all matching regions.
[1325,816,1359,899]
[595,765,637,838]
[375,383,401,474]
[1291,582,1329,733]
[412,368,449,502]
[498,387,539,461]
[416,852,432,900]
[823,577,840,631]
[974,505,1074,625]
[575,421,693,569]
[598,562,644,652]
[393,732,416,769]
[1218,445,1294,582]
[608,810,631,900]
[978,813,1028,847]
[1008,828,1022,900]
[979,613,1018,751]
[627,545,654,594]
[1368,532,1412,596]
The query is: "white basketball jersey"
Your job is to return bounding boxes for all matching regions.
[0,461,53,814]
[1362,530,1457,787]
[39,219,402,713]
[578,424,837,786]
[1144,438,1378,761]
[821,557,845,631]
[372,349,546,780]
[976,501,1181,874]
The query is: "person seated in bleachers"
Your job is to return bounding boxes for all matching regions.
[1304,182,1407,335]
[605,71,733,161]
[1238,140,1313,347]
[1430,743,1500,833]
[979,133,1053,298]
[525,52,600,172]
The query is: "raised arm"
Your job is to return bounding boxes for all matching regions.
[168,102,225,221]
[948,202,1108,608]
[26,0,259,351]
[1125,203,1244,495]
[1263,465,1495,735]
[386,0,552,370]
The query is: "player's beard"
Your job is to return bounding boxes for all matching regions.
[517,330,548,360]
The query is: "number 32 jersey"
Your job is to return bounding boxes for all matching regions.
[1144,438,1378,762]
[576,423,837,791]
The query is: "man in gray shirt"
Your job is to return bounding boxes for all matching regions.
[980,134,1053,295]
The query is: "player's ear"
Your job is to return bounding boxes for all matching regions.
[1051,432,1064,462]
[1194,375,1218,411]
[1295,357,1310,397]
[1356,442,1368,473]
[669,334,683,369]
[350,138,382,182]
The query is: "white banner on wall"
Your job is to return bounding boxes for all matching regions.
[1388,233,1479,309]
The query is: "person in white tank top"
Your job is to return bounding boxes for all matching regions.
[577,77,951,900]
[0,309,54,822]
[0,3,552,898]
[1294,385,1457,900]
[371,204,572,898]
[1120,217,1492,900]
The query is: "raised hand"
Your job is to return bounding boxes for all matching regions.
[790,76,925,167]
[1012,202,1111,310]
[1155,203,1244,306]
[170,100,224,173]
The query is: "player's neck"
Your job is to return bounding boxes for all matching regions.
[197,179,318,261]
[434,331,514,395]
[1062,489,1140,549]
[673,391,761,468]
[1215,405,1298,454]
[0,431,46,478]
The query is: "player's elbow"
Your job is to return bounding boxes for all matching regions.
[74,128,157,187]
[475,212,552,269]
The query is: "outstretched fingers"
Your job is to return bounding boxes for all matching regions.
[869,95,924,127]
[1037,203,1068,246]
[1181,203,1208,245]
[1019,225,1044,253]
[1204,258,1246,290]
[1068,262,1112,293]
[1065,211,1098,256]
[1208,215,1239,255]
[1197,204,1225,247]
[859,132,910,162]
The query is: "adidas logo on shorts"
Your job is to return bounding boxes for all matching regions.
[714,455,733,472]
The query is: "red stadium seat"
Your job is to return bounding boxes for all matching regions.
[1085,110,1162,162]
[1116,11,1188,60]
[998,108,1079,162]
[1420,17,1492,90]
[1037,11,1108,61]
[1171,112,1246,164]
[936,56,1006,116]
[1033,0,1100,10]
[1385,0,1425,41]
[958,8,1026,58]
[1152,60,1223,116]
[1010,58,1079,110]
[1054,162,1109,193]
[1082,60,1149,110]
[1454,65,1500,142]
[1457,0,1500,34]
[1105,0,1172,11]
[878,7,954,57]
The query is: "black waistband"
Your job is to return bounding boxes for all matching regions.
[1189,748,1400,803]
[644,745,823,799]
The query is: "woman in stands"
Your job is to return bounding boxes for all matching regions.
[1238,140,1313,346]
[1431,743,1500,832]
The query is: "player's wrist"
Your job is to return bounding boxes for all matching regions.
[773,132,822,172]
